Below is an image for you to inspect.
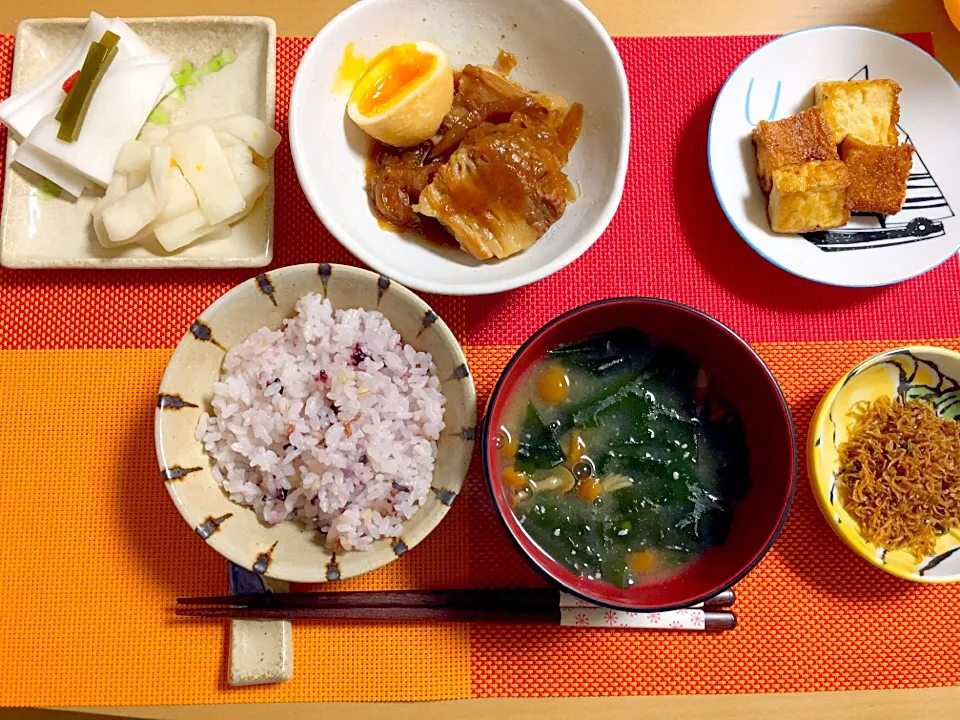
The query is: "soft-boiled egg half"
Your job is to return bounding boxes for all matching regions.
[347,41,454,147]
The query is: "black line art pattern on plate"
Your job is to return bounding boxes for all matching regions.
[801,65,953,253]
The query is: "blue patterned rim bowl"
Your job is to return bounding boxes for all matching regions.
[155,263,477,583]
[809,345,960,582]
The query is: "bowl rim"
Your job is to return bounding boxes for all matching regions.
[154,262,477,582]
[480,296,799,611]
[807,344,960,584]
[287,0,631,296]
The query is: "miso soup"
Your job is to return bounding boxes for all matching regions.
[495,328,750,588]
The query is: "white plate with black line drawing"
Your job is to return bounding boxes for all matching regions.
[155,263,476,582]
[709,25,960,287]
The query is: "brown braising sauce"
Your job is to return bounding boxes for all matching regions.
[364,143,457,248]
[362,55,584,256]
[494,49,518,75]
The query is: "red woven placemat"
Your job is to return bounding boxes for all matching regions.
[1,32,959,707]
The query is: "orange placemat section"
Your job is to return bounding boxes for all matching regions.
[3,33,960,708]
[3,342,960,706]
[471,339,960,697]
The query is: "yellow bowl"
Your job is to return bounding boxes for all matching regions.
[809,346,960,583]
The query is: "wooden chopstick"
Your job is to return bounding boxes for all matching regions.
[174,604,736,630]
[175,587,737,630]
[177,588,735,610]
[179,588,557,609]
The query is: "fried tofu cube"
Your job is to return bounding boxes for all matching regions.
[840,136,913,215]
[814,79,901,145]
[768,161,850,233]
[751,107,838,194]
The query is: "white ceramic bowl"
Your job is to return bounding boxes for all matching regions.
[709,26,960,287]
[155,263,476,583]
[289,0,629,295]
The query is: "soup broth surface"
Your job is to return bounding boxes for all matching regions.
[496,328,750,588]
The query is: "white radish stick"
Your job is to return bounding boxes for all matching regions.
[94,174,128,247]
[157,167,199,223]
[114,140,152,175]
[210,115,282,158]
[166,125,246,225]
[100,145,173,244]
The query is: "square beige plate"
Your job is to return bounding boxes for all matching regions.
[0,16,276,269]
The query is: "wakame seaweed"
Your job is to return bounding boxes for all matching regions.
[546,328,653,375]
[514,402,565,473]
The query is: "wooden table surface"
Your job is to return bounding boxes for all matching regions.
[0,0,957,717]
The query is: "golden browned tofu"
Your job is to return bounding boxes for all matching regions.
[840,136,913,215]
[768,161,850,233]
[814,79,901,145]
[751,107,838,194]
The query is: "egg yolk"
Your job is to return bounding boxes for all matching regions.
[350,44,437,116]
[333,41,369,94]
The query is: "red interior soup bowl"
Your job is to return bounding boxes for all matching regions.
[481,298,797,611]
